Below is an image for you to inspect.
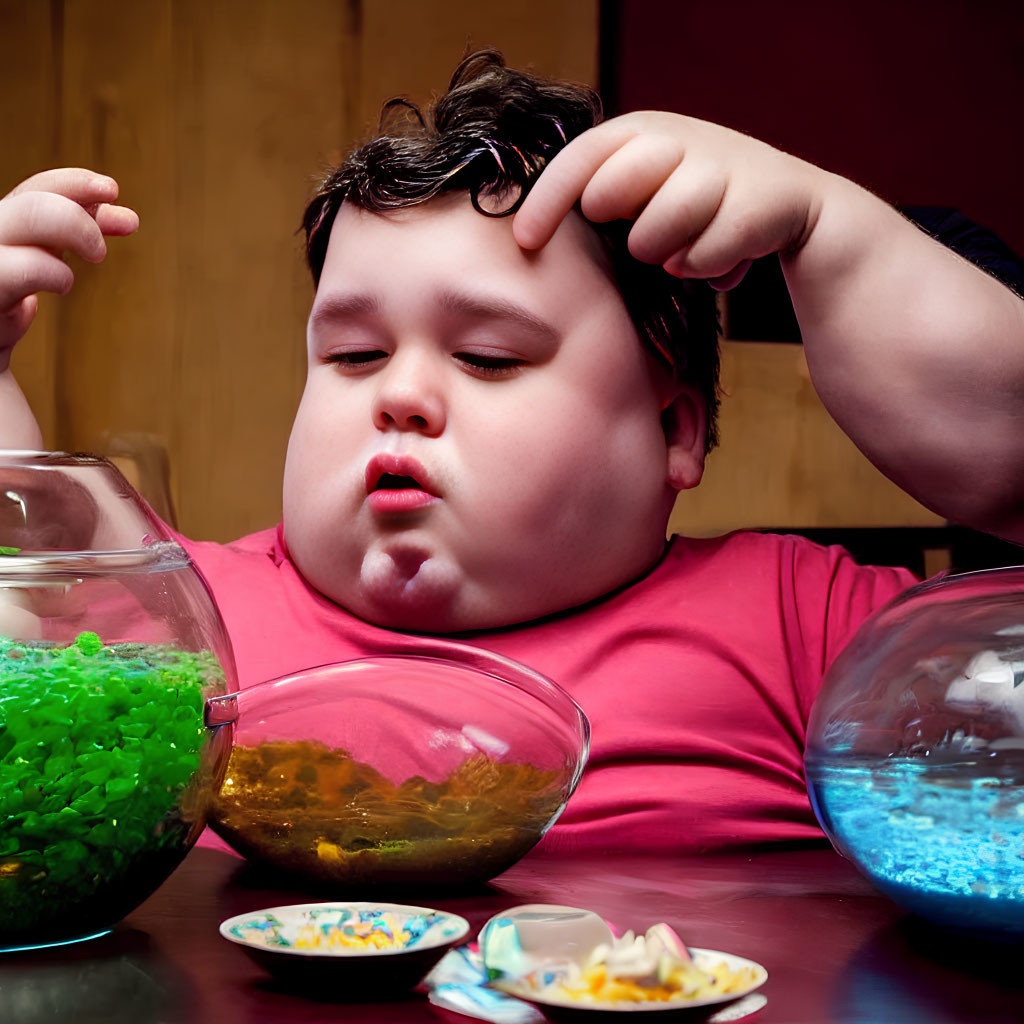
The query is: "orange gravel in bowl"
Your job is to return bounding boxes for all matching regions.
[209,739,564,885]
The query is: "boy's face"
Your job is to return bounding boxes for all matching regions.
[284,196,701,632]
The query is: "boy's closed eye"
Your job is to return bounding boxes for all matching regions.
[453,351,525,378]
[324,349,387,368]
[323,348,526,379]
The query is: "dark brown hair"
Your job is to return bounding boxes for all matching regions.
[302,49,720,450]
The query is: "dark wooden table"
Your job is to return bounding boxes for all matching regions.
[1,841,1021,1024]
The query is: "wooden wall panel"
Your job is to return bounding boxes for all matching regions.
[669,341,944,537]
[356,0,598,134]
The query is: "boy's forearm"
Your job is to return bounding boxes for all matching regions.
[0,369,45,450]
[782,175,1024,542]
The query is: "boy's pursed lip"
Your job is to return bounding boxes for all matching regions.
[364,454,441,514]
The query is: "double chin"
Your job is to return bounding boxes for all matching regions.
[357,544,463,631]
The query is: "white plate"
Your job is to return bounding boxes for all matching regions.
[219,900,469,958]
[491,946,767,1015]
[219,901,470,990]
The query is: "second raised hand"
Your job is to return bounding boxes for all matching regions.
[513,111,823,287]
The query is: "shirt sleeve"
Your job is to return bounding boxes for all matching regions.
[779,534,920,724]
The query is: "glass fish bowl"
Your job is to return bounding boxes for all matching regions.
[805,567,1024,938]
[0,451,236,951]
[205,644,590,887]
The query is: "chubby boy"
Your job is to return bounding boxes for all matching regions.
[1,51,1023,853]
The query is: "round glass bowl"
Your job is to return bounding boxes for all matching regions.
[206,644,590,887]
[0,452,236,950]
[805,567,1024,937]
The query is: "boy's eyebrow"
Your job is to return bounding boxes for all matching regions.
[309,289,559,342]
[438,289,559,341]
[308,293,380,330]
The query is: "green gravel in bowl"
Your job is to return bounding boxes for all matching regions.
[0,632,227,948]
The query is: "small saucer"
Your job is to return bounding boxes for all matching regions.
[219,901,469,993]
[492,947,767,1019]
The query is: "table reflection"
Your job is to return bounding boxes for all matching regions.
[0,929,191,1024]
[831,916,1024,1024]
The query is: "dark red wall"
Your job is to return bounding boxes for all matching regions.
[603,0,1024,256]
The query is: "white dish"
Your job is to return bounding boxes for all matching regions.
[492,946,767,1015]
[219,901,469,989]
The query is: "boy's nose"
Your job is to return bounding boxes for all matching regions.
[371,359,446,436]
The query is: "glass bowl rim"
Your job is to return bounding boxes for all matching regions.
[0,448,117,468]
[206,641,592,767]
[890,563,1024,603]
[0,540,190,573]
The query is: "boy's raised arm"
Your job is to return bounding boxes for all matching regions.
[0,168,139,448]
[515,112,1024,543]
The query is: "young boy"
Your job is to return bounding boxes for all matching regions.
[1,51,1023,853]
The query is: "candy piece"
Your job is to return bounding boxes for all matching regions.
[480,904,614,980]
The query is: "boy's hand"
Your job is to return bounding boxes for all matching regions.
[514,111,824,289]
[0,168,139,362]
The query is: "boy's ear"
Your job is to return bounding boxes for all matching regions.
[661,386,706,492]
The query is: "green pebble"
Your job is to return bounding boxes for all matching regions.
[43,754,74,779]
[119,722,152,740]
[104,777,138,802]
[74,632,103,656]
[17,810,42,832]
[47,839,88,864]
[87,822,117,846]
[80,766,111,787]
[69,786,105,816]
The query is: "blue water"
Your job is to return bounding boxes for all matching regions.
[806,756,1024,936]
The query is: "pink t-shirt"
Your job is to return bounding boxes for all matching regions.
[181,526,916,853]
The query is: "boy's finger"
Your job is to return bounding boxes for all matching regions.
[0,191,107,263]
[0,295,39,353]
[627,159,725,266]
[0,246,74,312]
[674,184,805,280]
[6,168,119,207]
[577,136,684,225]
[707,260,753,291]
[514,125,637,249]
[93,203,140,237]
[8,171,136,237]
